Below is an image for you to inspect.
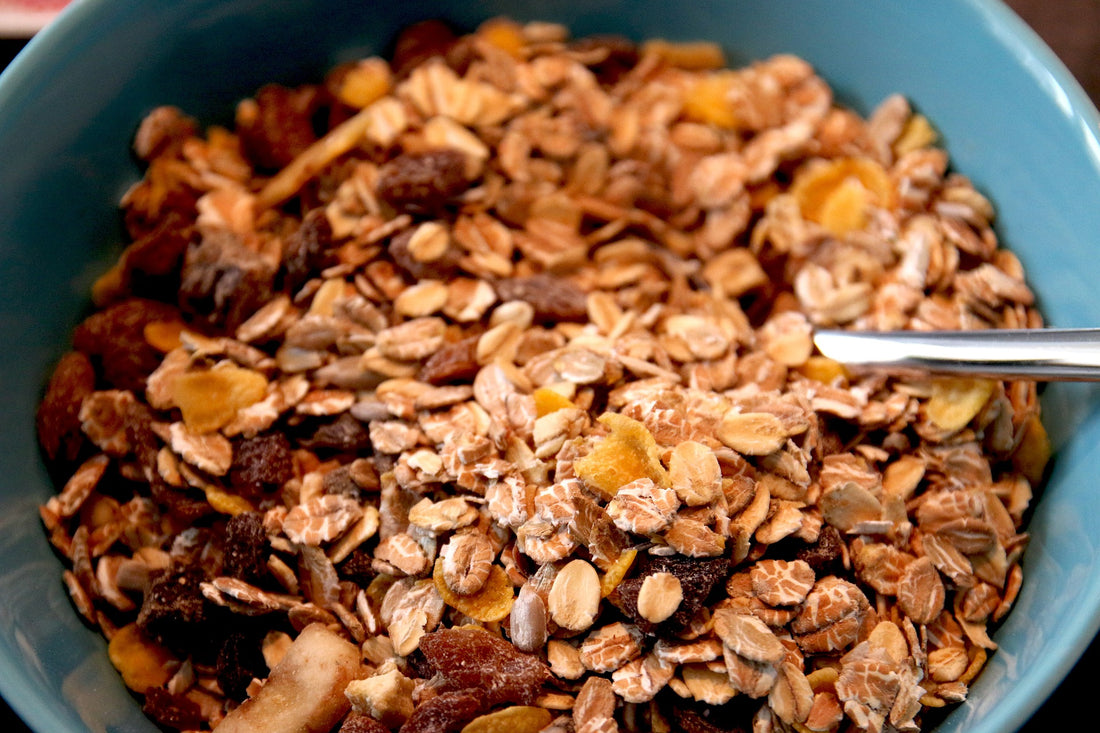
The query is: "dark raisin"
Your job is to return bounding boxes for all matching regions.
[216,630,269,701]
[300,413,373,453]
[282,208,335,293]
[376,149,472,215]
[122,159,202,241]
[617,554,731,634]
[570,35,640,86]
[662,695,755,733]
[236,83,318,171]
[178,231,277,332]
[142,687,204,731]
[795,524,846,576]
[36,351,95,464]
[418,335,480,385]
[150,476,215,525]
[133,106,200,162]
[137,565,210,653]
[494,275,589,323]
[323,464,360,500]
[341,713,391,733]
[418,627,550,706]
[390,19,460,79]
[337,547,376,587]
[72,298,182,393]
[222,512,269,583]
[398,689,486,733]
[230,432,295,498]
[388,227,460,280]
[113,211,194,302]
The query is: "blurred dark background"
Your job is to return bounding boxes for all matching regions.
[0,0,1098,731]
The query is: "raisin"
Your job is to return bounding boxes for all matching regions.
[662,696,754,733]
[494,275,589,323]
[230,432,295,498]
[300,413,373,453]
[418,627,551,706]
[142,687,204,731]
[150,476,215,525]
[116,211,193,301]
[137,565,211,653]
[341,713,391,733]
[178,231,277,332]
[617,554,730,634]
[216,630,269,701]
[388,227,460,280]
[133,106,200,162]
[570,35,640,86]
[222,512,269,583]
[337,547,376,587]
[398,689,486,733]
[377,149,472,215]
[795,524,846,576]
[236,83,319,171]
[417,335,480,385]
[282,208,335,292]
[323,464,361,500]
[36,351,95,464]
[390,19,461,79]
[72,298,182,392]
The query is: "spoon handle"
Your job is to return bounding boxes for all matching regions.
[812,328,1100,381]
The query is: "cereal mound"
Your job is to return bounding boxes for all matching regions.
[37,16,1050,733]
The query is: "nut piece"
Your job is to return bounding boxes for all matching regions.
[345,667,416,728]
[717,412,790,455]
[668,441,722,506]
[548,559,601,632]
[636,572,683,624]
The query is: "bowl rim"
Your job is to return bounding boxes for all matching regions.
[3,1,1100,732]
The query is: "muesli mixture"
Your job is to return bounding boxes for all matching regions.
[35,17,1050,733]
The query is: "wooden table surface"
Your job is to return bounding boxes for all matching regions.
[1,1,1098,731]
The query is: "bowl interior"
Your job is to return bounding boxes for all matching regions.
[2,1,1100,731]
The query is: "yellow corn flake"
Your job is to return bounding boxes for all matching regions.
[433,559,515,623]
[600,548,637,597]
[893,113,938,157]
[796,355,849,385]
[143,320,186,353]
[533,386,576,417]
[1012,414,1051,485]
[641,39,726,70]
[203,485,255,516]
[790,156,893,236]
[172,364,269,433]
[478,17,527,58]
[336,57,392,110]
[682,72,738,129]
[574,412,670,500]
[107,623,177,693]
[460,706,553,733]
[926,377,996,433]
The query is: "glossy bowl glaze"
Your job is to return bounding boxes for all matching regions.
[2,1,1099,731]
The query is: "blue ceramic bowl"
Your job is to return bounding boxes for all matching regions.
[2,1,1099,731]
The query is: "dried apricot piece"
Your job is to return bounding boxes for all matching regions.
[108,622,178,693]
[1012,414,1051,485]
[172,365,268,433]
[533,386,576,417]
[926,377,995,433]
[600,548,637,597]
[790,157,893,236]
[574,412,669,500]
[478,17,526,58]
[433,559,515,623]
[460,706,553,733]
[796,355,849,385]
[203,485,255,516]
[641,39,726,70]
[336,58,392,109]
[893,114,938,156]
[143,320,186,353]
[682,72,738,129]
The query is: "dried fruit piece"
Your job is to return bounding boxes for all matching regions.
[926,377,995,433]
[36,351,96,463]
[108,622,178,693]
[173,365,268,433]
[433,559,515,622]
[419,626,551,706]
[336,57,392,109]
[533,386,577,417]
[599,548,637,597]
[791,157,893,236]
[574,413,669,500]
[460,705,553,733]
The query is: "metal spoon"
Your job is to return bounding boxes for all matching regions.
[812,328,1100,381]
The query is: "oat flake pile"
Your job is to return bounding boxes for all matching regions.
[34,16,1052,733]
